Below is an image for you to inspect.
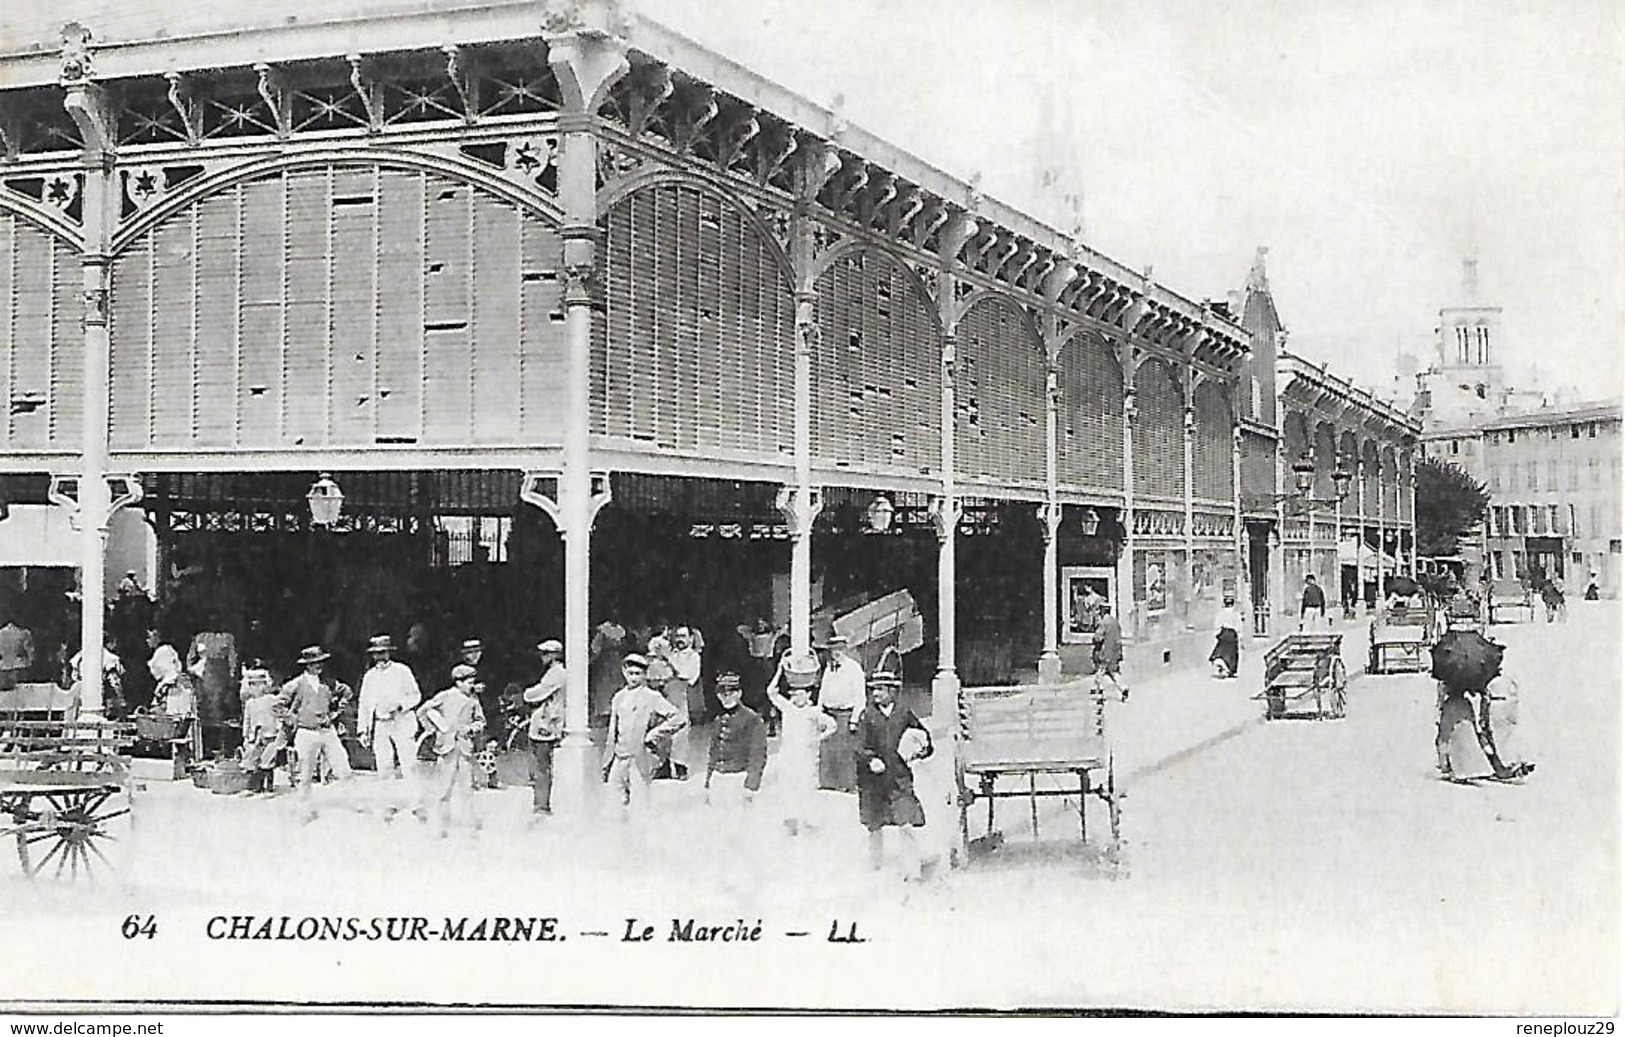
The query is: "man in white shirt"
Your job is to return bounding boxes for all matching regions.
[524,639,567,817]
[817,635,865,792]
[358,634,422,780]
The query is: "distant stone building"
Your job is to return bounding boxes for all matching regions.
[1422,402,1622,596]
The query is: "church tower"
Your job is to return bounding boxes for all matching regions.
[1419,257,1505,425]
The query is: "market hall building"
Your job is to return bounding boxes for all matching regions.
[0,0,1408,757]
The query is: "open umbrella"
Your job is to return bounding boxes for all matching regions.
[1387,574,1420,597]
[1430,629,1504,689]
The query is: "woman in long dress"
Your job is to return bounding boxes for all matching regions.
[765,654,836,835]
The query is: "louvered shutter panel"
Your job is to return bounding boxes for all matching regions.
[599,183,791,458]
[471,192,522,443]
[376,169,424,442]
[237,175,285,448]
[49,238,81,449]
[1133,359,1183,500]
[7,224,49,448]
[0,218,13,446]
[812,252,939,475]
[150,213,194,447]
[283,170,329,444]
[1362,445,1380,511]
[423,180,473,443]
[328,167,375,444]
[520,215,564,443]
[1059,334,1123,491]
[956,298,1043,485]
[1241,432,1274,503]
[1193,381,1231,500]
[194,190,238,446]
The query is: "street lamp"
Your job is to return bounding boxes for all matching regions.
[306,472,344,527]
[1254,452,1352,515]
[864,494,895,534]
[1078,507,1101,537]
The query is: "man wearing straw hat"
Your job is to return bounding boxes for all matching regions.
[357,634,422,780]
[278,645,354,820]
[816,635,864,792]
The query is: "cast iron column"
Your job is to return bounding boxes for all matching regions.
[545,11,628,772]
[1037,358,1063,683]
[1118,386,1136,639]
[1182,403,1195,629]
[1355,456,1367,609]
[62,27,115,716]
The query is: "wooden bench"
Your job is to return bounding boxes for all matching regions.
[955,679,1119,867]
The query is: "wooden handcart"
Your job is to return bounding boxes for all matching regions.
[1260,632,1347,720]
[1368,603,1434,674]
[0,717,136,882]
[954,678,1120,868]
[1487,580,1535,625]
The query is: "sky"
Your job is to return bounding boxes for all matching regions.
[3,0,1621,403]
[634,0,1625,402]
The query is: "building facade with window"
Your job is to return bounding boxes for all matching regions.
[0,0,1264,741]
[1422,402,1622,595]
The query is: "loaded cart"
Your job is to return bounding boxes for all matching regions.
[954,679,1120,869]
[1259,632,1348,720]
[0,717,136,881]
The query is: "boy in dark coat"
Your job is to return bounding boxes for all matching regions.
[853,673,933,877]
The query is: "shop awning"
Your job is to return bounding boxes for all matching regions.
[1338,540,1399,574]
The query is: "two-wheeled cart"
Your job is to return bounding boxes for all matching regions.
[954,678,1120,870]
[1369,603,1434,674]
[1260,632,1347,720]
[0,717,136,881]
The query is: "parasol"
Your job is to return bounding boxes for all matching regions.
[1386,575,1420,597]
[1430,629,1504,689]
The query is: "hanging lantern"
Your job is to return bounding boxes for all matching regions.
[1291,452,1316,495]
[306,473,344,527]
[1330,454,1353,500]
[1078,506,1101,537]
[865,494,895,534]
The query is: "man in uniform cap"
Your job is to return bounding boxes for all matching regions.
[358,634,422,780]
[705,672,768,808]
[523,639,567,817]
[601,653,686,821]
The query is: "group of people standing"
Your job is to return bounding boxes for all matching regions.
[598,633,937,878]
[219,633,569,833]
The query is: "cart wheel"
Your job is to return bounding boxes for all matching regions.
[15,789,131,882]
[1329,659,1348,719]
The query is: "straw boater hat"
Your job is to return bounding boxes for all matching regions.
[537,639,564,654]
[297,646,331,666]
[715,672,742,691]
[461,639,483,654]
[366,635,396,654]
